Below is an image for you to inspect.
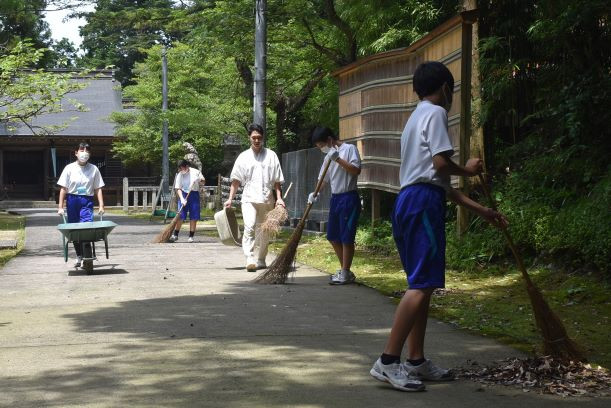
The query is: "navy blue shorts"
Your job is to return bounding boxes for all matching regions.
[66,194,94,223]
[327,190,361,244]
[179,191,200,221]
[392,184,446,289]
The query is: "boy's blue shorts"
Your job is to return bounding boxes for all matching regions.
[66,194,94,223]
[392,183,446,289]
[179,191,200,221]
[327,190,361,244]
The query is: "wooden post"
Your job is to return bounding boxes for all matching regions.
[43,148,49,200]
[143,190,148,209]
[457,17,474,237]
[122,177,129,212]
[371,188,381,226]
[134,190,139,210]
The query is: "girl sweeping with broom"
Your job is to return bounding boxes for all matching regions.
[369,62,508,392]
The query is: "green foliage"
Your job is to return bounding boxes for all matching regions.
[0,41,87,134]
[355,220,395,256]
[448,0,611,273]
[111,43,248,173]
[78,0,193,84]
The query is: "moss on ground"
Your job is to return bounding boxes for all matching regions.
[270,233,611,368]
[0,212,25,267]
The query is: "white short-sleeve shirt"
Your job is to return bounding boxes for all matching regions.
[318,143,361,194]
[230,147,284,204]
[57,162,105,196]
[174,167,204,192]
[399,100,454,190]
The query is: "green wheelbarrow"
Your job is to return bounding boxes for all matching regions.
[57,214,118,274]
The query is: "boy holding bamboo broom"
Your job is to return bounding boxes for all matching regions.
[307,126,361,285]
[370,62,508,392]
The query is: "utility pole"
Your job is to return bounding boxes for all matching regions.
[253,0,267,132]
[161,46,169,196]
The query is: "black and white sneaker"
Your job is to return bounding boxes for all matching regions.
[329,269,356,285]
[74,257,82,268]
[169,234,178,242]
[370,358,425,392]
[403,359,454,381]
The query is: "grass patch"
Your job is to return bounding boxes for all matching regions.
[269,233,611,368]
[0,212,25,267]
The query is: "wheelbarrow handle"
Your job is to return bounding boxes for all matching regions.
[61,214,67,224]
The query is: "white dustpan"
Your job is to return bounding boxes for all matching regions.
[214,207,241,246]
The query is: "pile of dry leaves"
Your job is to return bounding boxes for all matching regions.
[457,357,611,397]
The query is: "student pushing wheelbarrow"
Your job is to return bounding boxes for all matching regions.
[56,142,117,273]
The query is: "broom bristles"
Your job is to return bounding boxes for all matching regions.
[259,205,288,237]
[526,283,584,361]
[152,214,180,243]
[254,220,305,284]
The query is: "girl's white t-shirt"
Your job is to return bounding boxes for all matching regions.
[174,167,204,192]
[57,162,105,196]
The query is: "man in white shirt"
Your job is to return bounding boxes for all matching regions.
[307,126,361,285]
[170,160,206,243]
[225,123,285,272]
[57,142,105,267]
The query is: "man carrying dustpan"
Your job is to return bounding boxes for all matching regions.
[224,123,285,272]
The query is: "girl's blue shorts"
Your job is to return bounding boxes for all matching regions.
[179,191,200,221]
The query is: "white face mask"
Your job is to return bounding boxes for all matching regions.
[320,146,330,154]
[77,152,90,163]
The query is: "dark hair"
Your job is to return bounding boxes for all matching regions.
[177,159,190,169]
[311,126,337,145]
[76,142,90,151]
[413,61,454,99]
[247,123,264,137]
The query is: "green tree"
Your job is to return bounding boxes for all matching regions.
[78,0,196,85]
[111,43,249,174]
[48,37,79,67]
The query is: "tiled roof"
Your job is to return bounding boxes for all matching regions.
[0,71,123,137]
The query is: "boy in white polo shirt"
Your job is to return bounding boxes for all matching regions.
[307,126,361,285]
[369,62,508,392]
[57,142,105,267]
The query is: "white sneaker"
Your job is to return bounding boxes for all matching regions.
[370,358,425,392]
[403,359,454,381]
[169,234,178,242]
[256,260,267,269]
[329,269,341,281]
[329,269,356,285]
[246,257,257,272]
[188,236,194,243]
[74,257,82,268]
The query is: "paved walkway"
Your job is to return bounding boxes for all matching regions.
[0,209,606,407]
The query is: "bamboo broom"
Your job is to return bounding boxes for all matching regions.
[477,173,584,361]
[152,180,196,243]
[255,158,333,284]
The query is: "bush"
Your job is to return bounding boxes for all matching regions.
[355,220,396,255]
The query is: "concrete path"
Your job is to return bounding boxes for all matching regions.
[0,209,606,407]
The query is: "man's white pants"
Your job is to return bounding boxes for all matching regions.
[241,202,274,261]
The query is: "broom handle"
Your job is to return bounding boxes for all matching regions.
[301,156,334,221]
[478,173,532,284]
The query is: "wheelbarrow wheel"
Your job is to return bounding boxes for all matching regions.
[82,259,94,274]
